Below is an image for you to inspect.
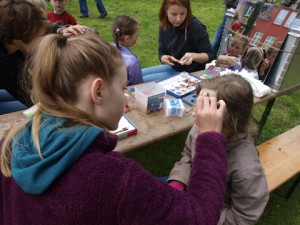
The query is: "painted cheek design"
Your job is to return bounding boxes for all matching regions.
[131,39,137,45]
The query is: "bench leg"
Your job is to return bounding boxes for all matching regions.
[257,99,276,139]
[275,175,300,199]
[284,175,300,199]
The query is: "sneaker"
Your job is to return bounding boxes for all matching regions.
[98,13,107,19]
[79,14,89,18]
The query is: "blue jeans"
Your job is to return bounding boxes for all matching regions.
[95,0,107,14]
[78,0,107,16]
[0,89,27,115]
[211,7,228,58]
[141,65,179,83]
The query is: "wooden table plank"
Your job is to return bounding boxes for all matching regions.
[114,97,194,153]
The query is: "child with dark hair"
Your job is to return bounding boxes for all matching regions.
[0,0,51,113]
[168,74,269,225]
[112,15,143,85]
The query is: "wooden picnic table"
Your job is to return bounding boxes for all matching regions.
[1,72,300,153]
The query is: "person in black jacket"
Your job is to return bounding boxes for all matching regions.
[211,0,239,58]
[142,0,213,83]
[280,0,300,9]
[0,0,85,114]
[0,0,50,114]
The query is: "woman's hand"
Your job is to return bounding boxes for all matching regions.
[179,53,193,65]
[259,58,271,76]
[193,96,226,134]
[161,55,179,66]
[58,25,86,38]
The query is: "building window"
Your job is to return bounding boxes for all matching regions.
[285,12,297,28]
[250,32,263,46]
[243,5,255,18]
[274,9,289,25]
[262,36,275,49]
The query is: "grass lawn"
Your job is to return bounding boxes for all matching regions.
[52,0,300,224]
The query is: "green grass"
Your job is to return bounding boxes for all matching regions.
[53,0,300,223]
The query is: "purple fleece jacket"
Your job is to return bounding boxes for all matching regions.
[1,132,227,225]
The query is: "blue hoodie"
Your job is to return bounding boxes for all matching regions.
[11,114,103,194]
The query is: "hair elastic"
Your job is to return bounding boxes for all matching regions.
[57,36,67,48]
[115,28,121,35]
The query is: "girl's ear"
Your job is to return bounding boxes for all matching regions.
[90,78,104,105]
[124,35,130,43]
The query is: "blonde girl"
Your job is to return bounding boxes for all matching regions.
[1,30,229,224]
[242,47,264,79]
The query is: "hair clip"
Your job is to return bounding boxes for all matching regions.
[57,36,67,48]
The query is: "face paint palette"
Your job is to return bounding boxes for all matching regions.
[157,72,201,98]
[181,92,198,106]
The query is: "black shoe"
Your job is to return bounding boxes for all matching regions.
[98,13,107,19]
[79,14,89,18]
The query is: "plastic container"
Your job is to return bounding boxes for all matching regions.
[163,98,185,117]
[135,82,166,114]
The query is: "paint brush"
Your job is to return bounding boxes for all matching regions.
[185,105,196,113]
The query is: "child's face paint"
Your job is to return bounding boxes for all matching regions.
[228,40,244,57]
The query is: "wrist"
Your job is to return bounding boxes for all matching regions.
[168,180,185,191]
[161,55,166,64]
[57,26,66,36]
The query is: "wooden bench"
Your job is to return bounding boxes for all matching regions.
[257,125,300,198]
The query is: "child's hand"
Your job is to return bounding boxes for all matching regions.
[193,96,226,134]
[217,55,238,68]
[178,53,193,65]
[161,55,179,66]
[261,58,271,70]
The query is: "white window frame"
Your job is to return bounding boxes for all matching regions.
[284,12,297,28]
[274,9,289,25]
[262,36,275,50]
[250,32,263,46]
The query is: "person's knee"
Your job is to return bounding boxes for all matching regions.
[0,101,28,115]
[143,74,160,83]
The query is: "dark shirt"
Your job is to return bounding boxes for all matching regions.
[46,11,77,27]
[0,43,32,106]
[224,0,239,8]
[159,16,213,73]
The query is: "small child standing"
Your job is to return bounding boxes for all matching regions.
[241,47,264,80]
[231,12,242,33]
[216,35,249,72]
[168,75,269,225]
[112,15,143,86]
[46,0,77,27]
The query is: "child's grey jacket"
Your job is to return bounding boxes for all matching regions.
[168,124,270,225]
